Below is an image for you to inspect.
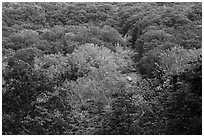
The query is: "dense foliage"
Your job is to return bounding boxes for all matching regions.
[2,2,202,135]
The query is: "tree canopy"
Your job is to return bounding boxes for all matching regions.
[2,2,202,135]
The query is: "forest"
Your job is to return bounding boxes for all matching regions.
[2,2,202,135]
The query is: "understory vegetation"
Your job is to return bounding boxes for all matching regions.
[2,2,202,135]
